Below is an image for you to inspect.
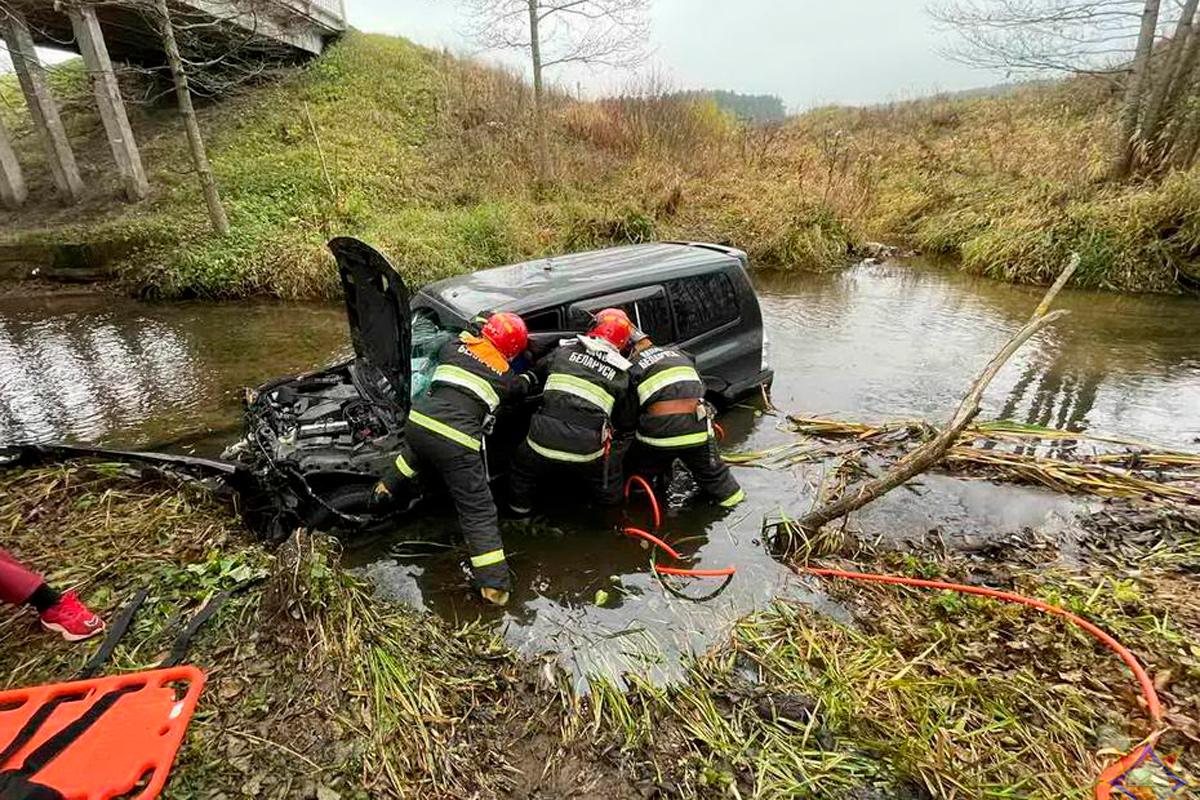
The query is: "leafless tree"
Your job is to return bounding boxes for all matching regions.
[1,0,303,226]
[114,0,302,232]
[931,0,1200,176]
[461,0,651,181]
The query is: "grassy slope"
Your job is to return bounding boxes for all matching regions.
[0,33,667,298]
[2,32,1199,295]
[821,85,1200,292]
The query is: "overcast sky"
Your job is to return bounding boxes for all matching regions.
[5,0,1009,108]
[347,0,1008,108]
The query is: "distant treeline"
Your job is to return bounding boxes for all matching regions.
[669,90,787,123]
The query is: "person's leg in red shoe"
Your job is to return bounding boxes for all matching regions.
[0,547,49,607]
[0,547,104,642]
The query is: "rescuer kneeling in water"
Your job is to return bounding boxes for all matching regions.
[374,312,536,607]
[508,308,638,513]
[628,330,744,509]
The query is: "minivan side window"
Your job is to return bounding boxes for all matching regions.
[567,286,674,343]
[666,272,739,342]
[522,308,562,332]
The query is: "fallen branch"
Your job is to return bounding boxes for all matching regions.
[793,254,1079,535]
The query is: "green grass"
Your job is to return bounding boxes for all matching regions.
[0,34,699,298]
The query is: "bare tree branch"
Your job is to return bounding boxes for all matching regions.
[460,0,651,182]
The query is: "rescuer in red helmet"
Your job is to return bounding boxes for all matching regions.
[508,308,638,514]
[375,311,535,606]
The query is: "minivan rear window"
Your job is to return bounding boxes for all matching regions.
[666,272,739,342]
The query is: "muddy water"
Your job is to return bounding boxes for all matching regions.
[2,262,1198,687]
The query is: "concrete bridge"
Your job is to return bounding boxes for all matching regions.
[0,0,346,208]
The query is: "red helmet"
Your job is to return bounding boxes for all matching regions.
[589,307,634,351]
[480,311,528,360]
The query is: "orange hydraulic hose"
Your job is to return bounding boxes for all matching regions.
[713,422,726,442]
[803,567,1163,723]
[622,475,737,582]
[624,474,662,531]
[623,527,682,560]
[655,564,737,577]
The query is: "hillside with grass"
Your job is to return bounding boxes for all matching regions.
[2,31,1198,296]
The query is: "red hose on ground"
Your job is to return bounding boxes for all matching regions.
[624,474,661,531]
[802,566,1165,799]
[623,527,682,560]
[803,567,1162,722]
[655,564,737,577]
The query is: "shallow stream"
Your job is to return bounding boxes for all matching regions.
[3,261,1198,686]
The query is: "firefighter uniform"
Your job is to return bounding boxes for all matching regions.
[629,344,744,508]
[380,330,532,591]
[509,335,636,510]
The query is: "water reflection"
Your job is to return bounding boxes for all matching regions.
[0,295,349,448]
[755,261,1200,449]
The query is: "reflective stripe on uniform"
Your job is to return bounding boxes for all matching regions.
[470,549,506,568]
[410,410,481,451]
[636,365,702,406]
[433,364,500,411]
[527,437,606,463]
[635,430,710,448]
[719,488,745,508]
[394,453,418,478]
[544,373,615,414]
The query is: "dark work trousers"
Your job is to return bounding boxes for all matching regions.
[508,440,625,511]
[631,413,743,507]
[0,548,44,606]
[397,425,508,591]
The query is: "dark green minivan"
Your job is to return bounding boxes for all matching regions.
[228,238,772,537]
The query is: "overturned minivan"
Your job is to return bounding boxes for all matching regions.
[226,237,772,539]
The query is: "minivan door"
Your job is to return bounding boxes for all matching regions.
[328,237,412,420]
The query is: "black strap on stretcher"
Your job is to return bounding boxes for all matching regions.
[0,587,237,799]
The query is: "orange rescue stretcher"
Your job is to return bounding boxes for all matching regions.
[0,667,205,800]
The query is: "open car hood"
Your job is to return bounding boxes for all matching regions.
[329,237,411,412]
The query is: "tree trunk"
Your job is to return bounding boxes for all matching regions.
[1113,0,1162,179]
[528,0,550,184]
[1140,0,1199,168]
[155,0,229,235]
[793,256,1079,536]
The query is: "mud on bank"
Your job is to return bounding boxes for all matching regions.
[1,462,1197,798]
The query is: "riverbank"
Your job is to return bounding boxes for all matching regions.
[1,32,1198,298]
[2,459,1196,798]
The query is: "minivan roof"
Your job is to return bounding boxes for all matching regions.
[418,242,745,318]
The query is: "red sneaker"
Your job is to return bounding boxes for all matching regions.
[40,591,105,642]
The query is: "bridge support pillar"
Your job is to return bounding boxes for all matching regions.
[2,11,84,204]
[70,4,148,202]
[0,116,28,209]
